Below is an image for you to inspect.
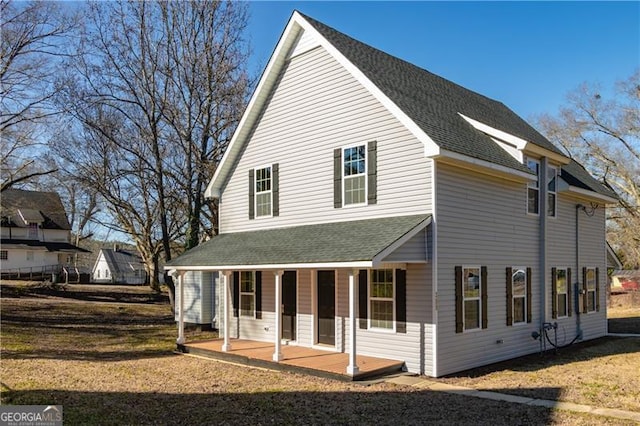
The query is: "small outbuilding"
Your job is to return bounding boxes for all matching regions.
[92,248,147,285]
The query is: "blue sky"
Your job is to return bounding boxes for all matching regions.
[246,1,639,121]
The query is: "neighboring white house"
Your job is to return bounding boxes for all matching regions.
[0,189,88,278]
[165,12,616,377]
[92,248,147,285]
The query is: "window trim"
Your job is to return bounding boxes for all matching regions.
[511,266,527,325]
[368,269,396,332]
[254,164,273,218]
[462,265,482,332]
[342,144,367,207]
[547,165,558,218]
[585,267,597,313]
[555,267,569,318]
[240,271,256,318]
[525,157,540,216]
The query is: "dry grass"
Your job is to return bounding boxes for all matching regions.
[1,282,637,425]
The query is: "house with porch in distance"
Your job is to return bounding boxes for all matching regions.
[1,188,89,281]
[166,11,617,378]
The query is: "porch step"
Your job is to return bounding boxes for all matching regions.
[177,342,405,382]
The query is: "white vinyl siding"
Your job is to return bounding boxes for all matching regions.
[174,271,217,325]
[219,45,431,233]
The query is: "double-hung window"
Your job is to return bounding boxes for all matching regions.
[526,158,540,214]
[240,271,256,317]
[463,267,482,330]
[255,166,272,217]
[511,268,526,324]
[547,166,557,217]
[586,267,596,312]
[370,269,394,330]
[26,251,34,261]
[555,268,569,318]
[0,250,7,260]
[343,145,366,205]
[28,222,38,239]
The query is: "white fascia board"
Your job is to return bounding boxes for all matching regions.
[295,13,441,158]
[436,149,536,183]
[205,16,303,199]
[164,261,373,271]
[561,185,618,204]
[458,113,570,165]
[372,216,432,266]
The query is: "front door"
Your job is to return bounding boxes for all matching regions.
[282,271,297,341]
[317,270,335,345]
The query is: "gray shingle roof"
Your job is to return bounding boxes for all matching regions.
[300,12,614,199]
[1,189,72,230]
[561,160,617,199]
[101,249,144,275]
[167,215,430,268]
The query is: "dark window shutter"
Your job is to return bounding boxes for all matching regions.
[551,267,558,319]
[233,271,240,317]
[455,266,463,333]
[333,148,342,208]
[367,141,377,205]
[595,267,600,312]
[567,268,573,317]
[506,267,513,326]
[248,170,255,220]
[526,267,533,323]
[358,270,368,329]
[582,267,588,313]
[255,271,262,319]
[481,266,488,329]
[272,164,279,217]
[396,268,407,333]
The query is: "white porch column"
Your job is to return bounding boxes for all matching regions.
[347,268,359,375]
[273,270,284,361]
[177,271,186,345]
[221,270,232,352]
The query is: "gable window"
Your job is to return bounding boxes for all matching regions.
[248,164,279,219]
[240,271,256,317]
[97,270,101,278]
[369,269,394,330]
[526,158,540,214]
[334,142,377,208]
[585,267,597,312]
[547,166,557,217]
[0,250,7,260]
[255,166,272,217]
[552,268,571,318]
[343,145,366,205]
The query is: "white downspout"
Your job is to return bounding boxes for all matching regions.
[175,270,185,345]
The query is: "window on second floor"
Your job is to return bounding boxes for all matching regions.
[28,222,38,239]
[343,145,366,206]
[248,164,279,220]
[526,158,540,215]
[255,166,272,217]
[547,166,557,218]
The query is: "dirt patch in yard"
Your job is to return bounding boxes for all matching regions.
[1,282,637,424]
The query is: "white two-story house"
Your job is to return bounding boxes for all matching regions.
[166,12,616,377]
[1,188,89,278]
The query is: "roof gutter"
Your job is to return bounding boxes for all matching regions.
[434,149,536,183]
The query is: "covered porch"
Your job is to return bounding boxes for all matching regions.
[167,215,432,379]
[179,338,405,381]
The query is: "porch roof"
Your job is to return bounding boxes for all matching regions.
[166,214,431,270]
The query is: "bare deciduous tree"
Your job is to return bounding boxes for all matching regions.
[56,1,250,303]
[0,0,76,190]
[536,70,640,268]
